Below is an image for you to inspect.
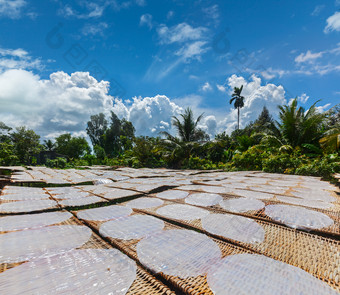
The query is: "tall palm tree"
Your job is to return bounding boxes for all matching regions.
[229,85,245,130]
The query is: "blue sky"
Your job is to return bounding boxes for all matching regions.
[0,0,339,139]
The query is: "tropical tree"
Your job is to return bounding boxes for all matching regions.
[55,133,91,159]
[162,107,208,142]
[260,99,326,152]
[229,85,245,130]
[160,108,209,167]
[86,113,108,148]
[10,126,41,164]
[43,139,56,151]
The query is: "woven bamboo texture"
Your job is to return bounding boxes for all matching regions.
[0,213,175,295]
[154,190,340,237]
[137,201,340,292]
[75,209,254,295]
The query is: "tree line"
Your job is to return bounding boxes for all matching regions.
[0,87,339,178]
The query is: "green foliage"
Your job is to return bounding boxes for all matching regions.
[55,133,91,159]
[0,142,19,165]
[10,126,41,164]
[46,157,68,169]
[295,155,340,179]
[230,146,265,171]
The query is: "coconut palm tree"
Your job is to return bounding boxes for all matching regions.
[160,107,208,168]
[43,139,56,152]
[229,85,245,130]
[260,98,326,151]
[162,107,208,142]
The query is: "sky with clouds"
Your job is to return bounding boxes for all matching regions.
[0,0,339,140]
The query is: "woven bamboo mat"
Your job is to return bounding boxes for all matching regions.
[137,201,340,292]
[153,190,340,237]
[0,213,174,295]
[74,209,254,295]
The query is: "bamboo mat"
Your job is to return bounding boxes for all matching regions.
[74,209,254,295]
[136,200,340,292]
[0,213,175,295]
[154,190,340,237]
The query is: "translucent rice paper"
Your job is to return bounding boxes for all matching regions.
[103,189,139,200]
[156,204,210,221]
[232,189,274,200]
[0,249,137,295]
[0,193,51,201]
[178,185,234,194]
[100,215,164,240]
[201,214,265,244]
[93,178,114,185]
[185,193,223,207]
[137,229,221,278]
[265,205,334,230]
[47,187,75,195]
[0,211,72,232]
[276,195,333,210]
[156,190,189,200]
[125,197,164,209]
[219,198,265,213]
[59,196,104,207]
[77,205,132,221]
[248,186,288,195]
[55,191,91,200]
[207,254,338,295]
[2,187,43,195]
[290,189,336,203]
[0,199,58,213]
[0,225,92,263]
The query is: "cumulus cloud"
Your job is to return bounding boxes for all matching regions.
[0,70,114,138]
[324,11,340,33]
[112,95,183,136]
[223,74,287,132]
[0,68,289,140]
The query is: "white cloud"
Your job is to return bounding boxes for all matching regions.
[0,47,43,72]
[175,41,208,60]
[216,84,227,92]
[112,95,183,136]
[0,0,26,18]
[82,22,108,36]
[298,93,309,104]
[157,23,208,44]
[324,11,340,33]
[0,70,114,138]
[295,50,324,63]
[201,82,212,92]
[316,103,331,113]
[0,69,290,140]
[140,14,153,29]
[224,74,287,132]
